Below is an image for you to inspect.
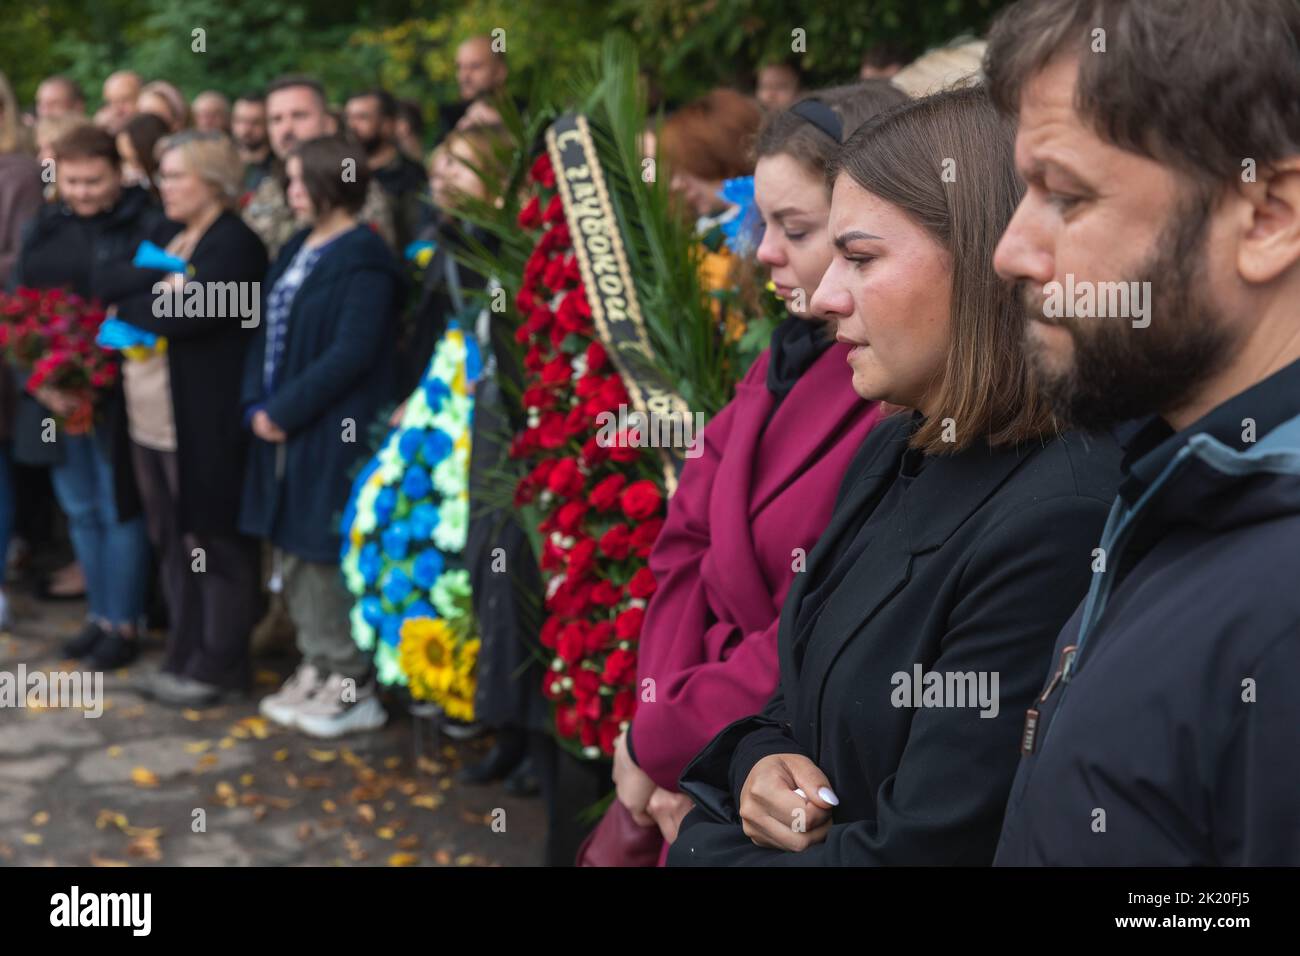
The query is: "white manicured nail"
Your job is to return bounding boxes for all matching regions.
[818,786,840,806]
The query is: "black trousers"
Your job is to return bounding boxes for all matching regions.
[131,441,262,690]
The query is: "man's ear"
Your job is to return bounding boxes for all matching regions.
[1238,157,1300,285]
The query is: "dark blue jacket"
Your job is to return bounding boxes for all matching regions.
[238,225,401,562]
[996,364,1300,865]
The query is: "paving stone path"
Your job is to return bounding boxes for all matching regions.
[0,592,545,866]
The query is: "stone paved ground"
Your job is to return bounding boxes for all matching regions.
[0,591,545,866]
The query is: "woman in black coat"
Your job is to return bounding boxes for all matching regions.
[669,87,1122,866]
[104,130,268,705]
[241,136,401,739]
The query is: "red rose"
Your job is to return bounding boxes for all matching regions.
[537,411,567,449]
[526,306,553,334]
[602,647,637,685]
[629,518,664,552]
[588,473,626,512]
[563,406,590,438]
[529,153,555,188]
[557,622,588,665]
[580,719,599,747]
[608,438,640,463]
[620,479,662,522]
[541,356,572,386]
[586,340,607,372]
[597,376,628,409]
[590,580,623,607]
[546,457,584,498]
[627,567,657,600]
[543,672,565,704]
[614,607,645,641]
[567,538,597,579]
[599,718,621,755]
[555,500,588,535]
[598,524,632,561]
[542,193,565,225]
[518,195,543,230]
[539,616,563,649]
[513,480,536,508]
[584,620,615,654]
[555,703,579,738]
[580,434,610,468]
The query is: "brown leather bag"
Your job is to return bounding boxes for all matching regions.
[575,799,664,867]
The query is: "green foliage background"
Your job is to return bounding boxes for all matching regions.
[3,0,1011,137]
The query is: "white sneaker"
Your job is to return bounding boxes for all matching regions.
[258,662,324,726]
[293,673,387,738]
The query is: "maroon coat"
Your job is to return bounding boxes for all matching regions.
[629,342,883,791]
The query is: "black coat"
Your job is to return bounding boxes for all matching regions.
[669,414,1122,866]
[105,211,268,534]
[239,225,402,562]
[8,185,166,466]
[995,365,1300,865]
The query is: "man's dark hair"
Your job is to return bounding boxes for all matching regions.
[234,90,265,107]
[291,134,370,215]
[265,74,327,110]
[350,89,397,119]
[984,0,1300,189]
[53,123,118,166]
[395,98,424,138]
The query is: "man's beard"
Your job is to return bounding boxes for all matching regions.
[237,135,266,153]
[1020,192,1234,433]
[357,132,384,156]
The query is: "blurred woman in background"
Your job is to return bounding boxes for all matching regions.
[103,130,267,706]
[244,135,402,738]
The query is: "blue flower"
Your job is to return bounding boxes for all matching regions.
[361,595,385,626]
[411,547,446,588]
[381,566,413,606]
[381,521,411,561]
[423,429,453,466]
[465,336,483,385]
[404,599,436,621]
[374,487,398,523]
[423,378,450,411]
[718,175,761,256]
[380,614,402,647]
[401,465,432,502]
[359,542,382,585]
[398,427,424,462]
[409,501,441,540]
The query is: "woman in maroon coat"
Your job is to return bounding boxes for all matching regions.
[608,81,909,859]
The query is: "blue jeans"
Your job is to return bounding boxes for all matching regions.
[49,434,150,627]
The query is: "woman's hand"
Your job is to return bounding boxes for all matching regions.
[252,409,287,443]
[33,385,81,418]
[739,753,838,852]
[612,730,658,826]
[646,787,694,845]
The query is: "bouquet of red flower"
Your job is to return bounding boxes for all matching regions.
[509,152,668,758]
[0,287,119,435]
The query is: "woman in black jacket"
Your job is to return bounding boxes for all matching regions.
[9,124,162,667]
[105,130,268,706]
[669,87,1122,866]
[242,135,401,739]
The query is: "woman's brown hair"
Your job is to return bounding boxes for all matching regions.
[832,85,1054,454]
[754,80,909,179]
[291,135,370,216]
[659,88,762,181]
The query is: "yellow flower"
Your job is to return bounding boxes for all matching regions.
[398,617,458,702]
